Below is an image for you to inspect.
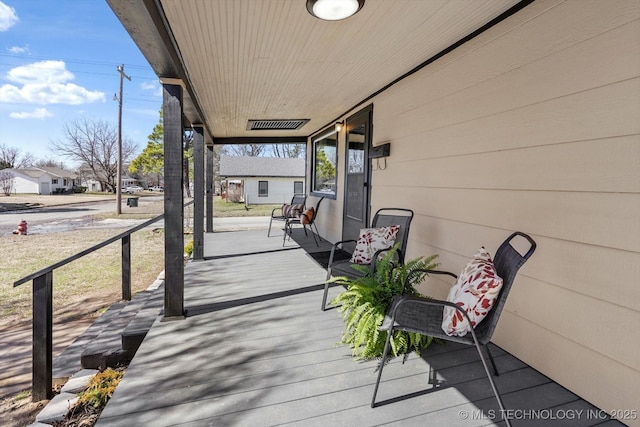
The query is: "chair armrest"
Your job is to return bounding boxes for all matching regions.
[401,268,457,295]
[331,239,357,250]
[387,295,481,343]
[271,206,284,218]
[328,239,357,267]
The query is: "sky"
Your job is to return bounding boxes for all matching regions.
[0,0,162,167]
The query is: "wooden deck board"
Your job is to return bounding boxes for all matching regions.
[96,229,622,426]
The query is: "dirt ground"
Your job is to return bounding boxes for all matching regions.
[0,193,115,212]
[0,194,164,427]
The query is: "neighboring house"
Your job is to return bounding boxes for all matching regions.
[79,176,142,192]
[6,166,77,195]
[219,156,305,204]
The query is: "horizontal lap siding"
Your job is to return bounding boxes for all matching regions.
[367,0,640,423]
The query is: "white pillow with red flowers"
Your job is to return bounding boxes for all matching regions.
[349,225,400,265]
[442,247,504,337]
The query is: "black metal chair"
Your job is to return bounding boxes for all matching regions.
[322,208,414,311]
[283,196,324,247]
[371,232,536,427]
[267,194,307,237]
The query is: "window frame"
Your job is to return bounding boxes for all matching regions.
[258,180,268,197]
[310,125,338,199]
[294,180,304,195]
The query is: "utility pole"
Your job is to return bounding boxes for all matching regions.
[115,64,131,214]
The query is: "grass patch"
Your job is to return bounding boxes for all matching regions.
[214,196,281,217]
[0,228,165,329]
[14,390,30,401]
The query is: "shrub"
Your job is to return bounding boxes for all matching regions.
[184,239,194,256]
[77,368,123,409]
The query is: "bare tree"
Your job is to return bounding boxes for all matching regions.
[0,170,15,195]
[50,117,137,192]
[223,144,266,157]
[0,144,35,169]
[271,143,305,158]
[34,158,68,169]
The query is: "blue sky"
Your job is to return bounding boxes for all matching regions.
[0,0,161,166]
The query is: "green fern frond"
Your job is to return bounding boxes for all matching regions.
[331,246,439,361]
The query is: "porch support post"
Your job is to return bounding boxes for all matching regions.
[32,272,53,401]
[162,82,185,319]
[121,234,132,301]
[192,126,205,260]
[206,145,214,233]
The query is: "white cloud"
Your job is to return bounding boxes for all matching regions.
[140,80,162,97]
[10,107,53,119]
[0,1,18,31]
[8,45,29,54]
[0,60,105,105]
[7,60,74,84]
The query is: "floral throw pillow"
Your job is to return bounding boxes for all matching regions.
[441,247,504,337]
[349,225,400,265]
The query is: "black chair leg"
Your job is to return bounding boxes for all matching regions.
[267,217,274,236]
[371,328,393,407]
[282,220,290,246]
[321,281,330,311]
[308,225,319,246]
[472,337,511,427]
[484,344,499,376]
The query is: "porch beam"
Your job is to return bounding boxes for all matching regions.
[192,126,205,260]
[162,82,185,319]
[213,137,305,145]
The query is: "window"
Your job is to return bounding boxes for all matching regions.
[311,128,337,198]
[294,181,303,194]
[51,179,58,184]
[258,181,268,197]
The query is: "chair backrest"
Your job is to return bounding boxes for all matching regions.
[371,208,414,262]
[474,232,536,343]
[302,196,324,225]
[291,194,307,207]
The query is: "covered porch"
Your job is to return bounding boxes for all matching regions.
[105,0,640,424]
[95,228,616,426]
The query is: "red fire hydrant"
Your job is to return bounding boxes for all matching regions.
[13,219,28,235]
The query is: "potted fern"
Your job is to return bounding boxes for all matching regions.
[330,246,439,360]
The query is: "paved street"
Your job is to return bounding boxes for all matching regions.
[0,196,163,235]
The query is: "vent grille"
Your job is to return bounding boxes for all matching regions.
[247,119,309,131]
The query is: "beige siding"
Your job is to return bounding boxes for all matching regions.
[315,0,640,422]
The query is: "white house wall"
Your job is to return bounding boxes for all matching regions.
[11,174,51,194]
[243,178,305,205]
[312,0,640,422]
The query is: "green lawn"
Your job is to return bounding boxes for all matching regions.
[213,196,281,217]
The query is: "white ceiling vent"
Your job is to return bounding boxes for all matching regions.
[247,119,309,131]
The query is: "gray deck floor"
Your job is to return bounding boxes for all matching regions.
[96,228,620,427]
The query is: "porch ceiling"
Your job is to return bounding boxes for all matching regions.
[107,0,523,140]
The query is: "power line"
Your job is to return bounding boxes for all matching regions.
[0,52,152,71]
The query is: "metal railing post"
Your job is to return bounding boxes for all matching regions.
[32,272,53,401]
[122,234,132,301]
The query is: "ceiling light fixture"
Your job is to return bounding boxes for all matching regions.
[306,0,365,21]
